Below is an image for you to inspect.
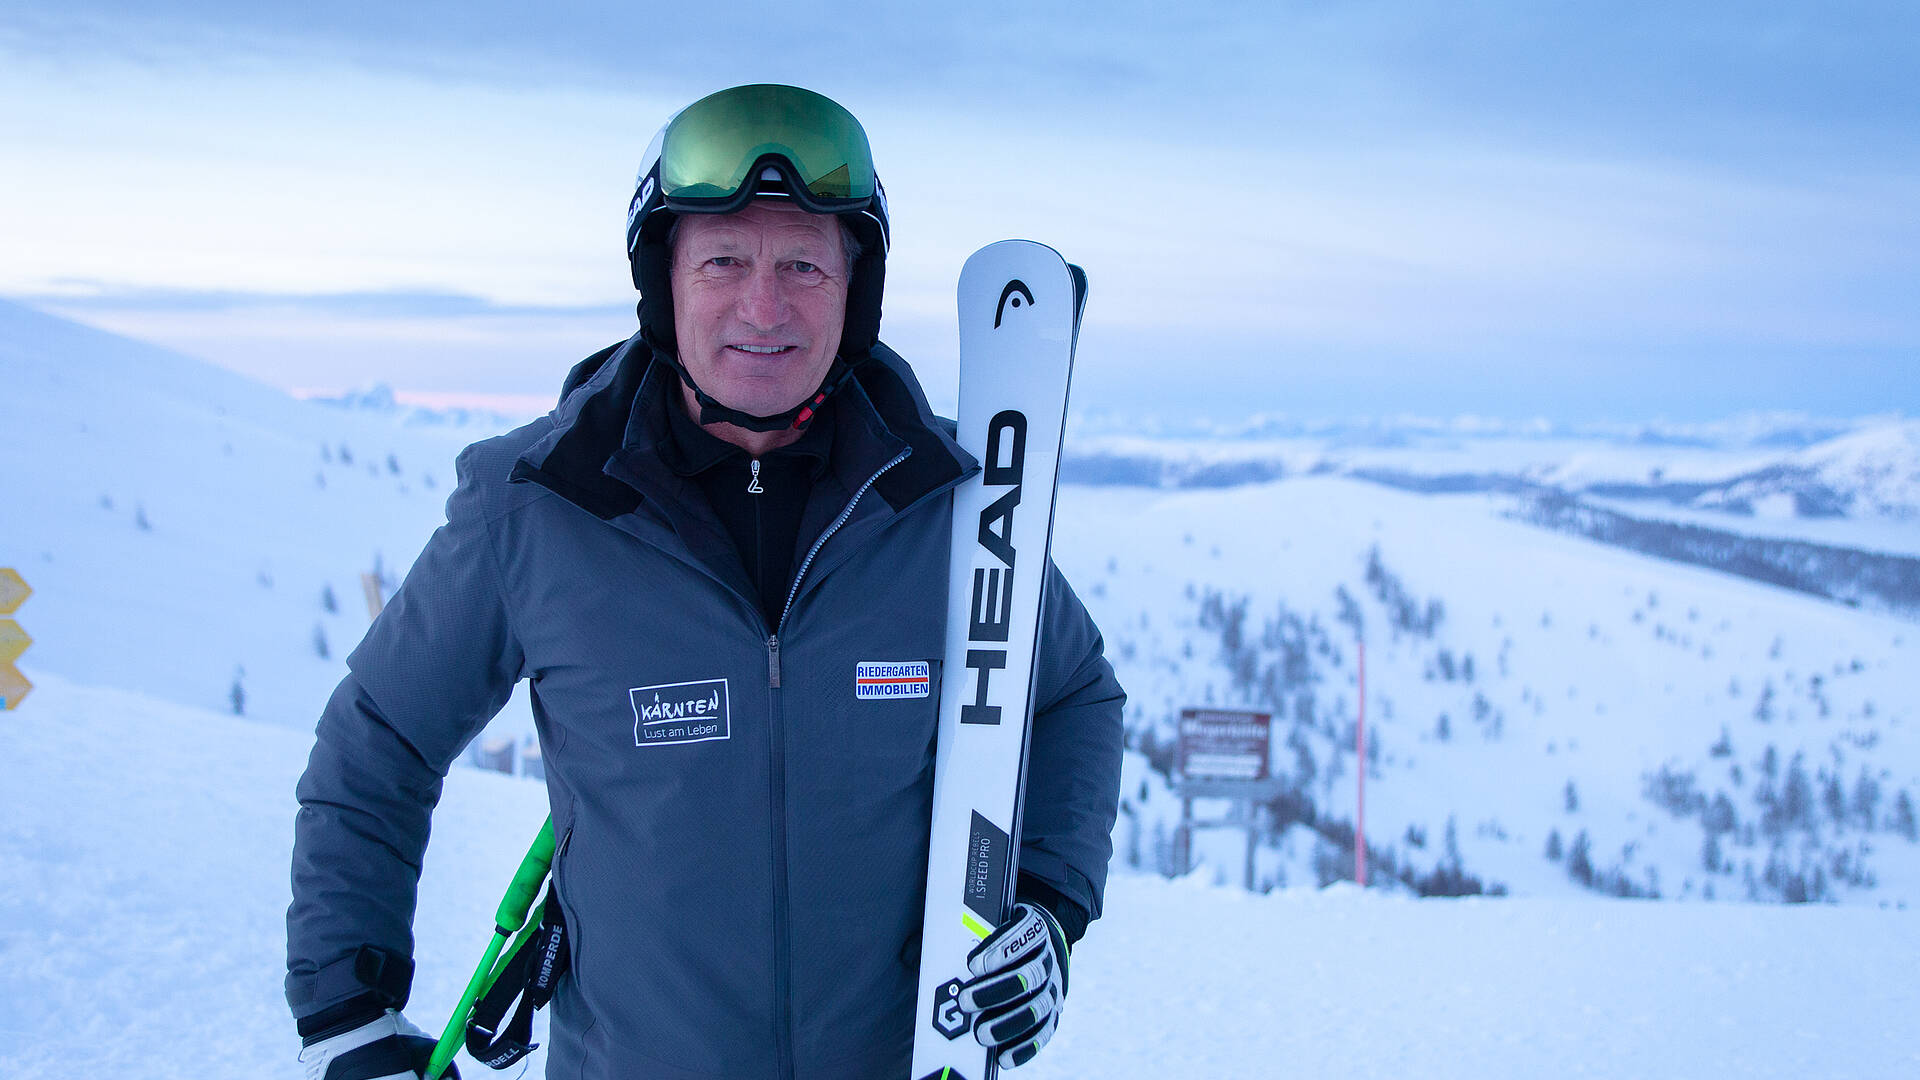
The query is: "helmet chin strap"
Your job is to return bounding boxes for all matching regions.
[648,332,853,433]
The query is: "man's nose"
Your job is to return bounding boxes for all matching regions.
[737,263,790,328]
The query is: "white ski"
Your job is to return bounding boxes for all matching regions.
[911,240,1086,1080]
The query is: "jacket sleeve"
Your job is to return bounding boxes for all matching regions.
[285,444,527,1021]
[1017,559,1126,937]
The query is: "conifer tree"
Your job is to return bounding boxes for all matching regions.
[1822,773,1847,828]
[1851,769,1881,831]
[1568,830,1594,887]
[1893,791,1918,843]
[1701,832,1722,874]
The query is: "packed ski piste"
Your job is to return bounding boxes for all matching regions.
[288,84,1123,1080]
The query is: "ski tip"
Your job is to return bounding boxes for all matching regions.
[1067,263,1088,332]
[962,238,1066,271]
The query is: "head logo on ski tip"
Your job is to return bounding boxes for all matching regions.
[993,280,1035,328]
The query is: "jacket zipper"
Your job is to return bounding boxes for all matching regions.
[760,441,910,676]
[762,445,910,1080]
[764,446,910,687]
[752,464,766,636]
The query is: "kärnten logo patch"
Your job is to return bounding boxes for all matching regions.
[630,678,730,747]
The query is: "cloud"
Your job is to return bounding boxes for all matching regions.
[4,3,1916,424]
[13,2,1917,161]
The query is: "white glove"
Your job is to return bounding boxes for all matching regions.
[298,1009,454,1080]
[954,902,1071,1070]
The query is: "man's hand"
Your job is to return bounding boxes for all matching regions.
[954,902,1071,1070]
[297,1009,456,1080]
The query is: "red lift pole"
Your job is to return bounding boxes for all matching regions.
[1356,638,1367,887]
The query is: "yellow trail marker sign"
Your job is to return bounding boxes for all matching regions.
[0,620,28,663]
[0,662,27,710]
[0,568,28,614]
[0,569,29,709]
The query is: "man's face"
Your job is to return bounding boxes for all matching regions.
[670,200,849,420]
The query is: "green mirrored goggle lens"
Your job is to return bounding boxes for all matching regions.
[659,84,875,205]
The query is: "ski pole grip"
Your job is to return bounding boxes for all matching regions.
[495,817,557,932]
[425,817,557,1080]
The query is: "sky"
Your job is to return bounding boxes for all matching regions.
[2,1,1917,426]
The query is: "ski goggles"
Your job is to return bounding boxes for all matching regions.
[654,84,879,216]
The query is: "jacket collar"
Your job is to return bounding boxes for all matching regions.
[657,387,834,481]
[510,331,974,523]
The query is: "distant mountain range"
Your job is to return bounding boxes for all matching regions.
[301,383,541,432]
[1066,419,1920,521]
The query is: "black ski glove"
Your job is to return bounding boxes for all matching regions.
[953,901,1070,1070]
[297,1008,457,1080]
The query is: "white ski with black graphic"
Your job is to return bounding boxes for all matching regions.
[911,240,1086,1080]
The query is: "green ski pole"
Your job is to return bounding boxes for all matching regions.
[425,817,557,1080]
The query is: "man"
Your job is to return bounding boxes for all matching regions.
[288,84,1125,1080]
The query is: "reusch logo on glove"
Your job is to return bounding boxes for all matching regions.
[995,917,1047,965]
[630,678,730,746]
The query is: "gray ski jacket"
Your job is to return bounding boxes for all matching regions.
[286,334,1126,1080]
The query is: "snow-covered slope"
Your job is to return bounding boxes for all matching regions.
[0,671,551,1078]
[0,297,535,724]
[1692,420,1920,520]
[5,672,1917,1080]
[1052,480,1920,907]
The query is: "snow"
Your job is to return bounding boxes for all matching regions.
[7,298,1920,1075]
[1043,878,1920,1080]
[0,296,519,723]
[0,671,550,1078]
[1052,479,1920,905]
[5,671,1916,1079]
[1790,419,1920,517]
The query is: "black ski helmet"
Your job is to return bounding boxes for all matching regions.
[625,84,891,372]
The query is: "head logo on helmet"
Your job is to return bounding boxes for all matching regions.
[627,175,657,236]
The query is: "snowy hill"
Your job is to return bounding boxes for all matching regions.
[1064,419,1920,611]
[1051,481,1920,907]
[1691,420,1920,520]
[5,671,1917,1079]
[0,297,534,724]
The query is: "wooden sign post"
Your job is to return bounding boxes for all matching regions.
[1174,707,1277,890]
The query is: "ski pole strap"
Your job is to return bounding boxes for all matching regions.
[464,887,570,1070]
[427,818,557,1080]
